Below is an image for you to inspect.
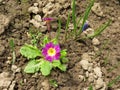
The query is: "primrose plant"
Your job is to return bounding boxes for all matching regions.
[20,37,68,76]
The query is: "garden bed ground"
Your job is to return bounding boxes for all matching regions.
[0,0,120,90]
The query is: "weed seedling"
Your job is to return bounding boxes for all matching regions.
[9,39,16,64]
[58,0,111,41]
[49,79,58,87]
[107,75,120,88]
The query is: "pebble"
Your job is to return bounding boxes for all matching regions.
[0,14,10,35]
[9,81,16,90]
[41,80,50,90]
[42,2,54,14]
[92,38,100,45]
[82,53,92,62]
[92,3,103,17]
[34,15,42,22]
[78,75,84,82]
[83,28,94,36]
[80,60,90,70]
[28,6,39,14]
[29,19,40,28]
[0,72,13,88]
[94,67,102,78]
[0,44,5,56]
[95,78,105,89]
[11,65,21,73]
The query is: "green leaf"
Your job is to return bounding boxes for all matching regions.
[52,60,61,67]
[60,49,67,58]
[88,85,93,90]
[9,39,15,51]
[58,64,66,71]
[51,38,58,45]
[20,44,41,59]
[24,60,41,73]
[40,60,52,76]
[107,75,120,87]
[43,36,49,46]
[61,57,68,63]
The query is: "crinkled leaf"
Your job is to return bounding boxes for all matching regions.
[52,60,61,67]
[40,60,52,76]
[61,57,68,63]
[24,60,40,73]
[51,38,58,44]
[60,49,67,58]
[20,44,41,59]
[42,36,49,46]
[58,64,66,71]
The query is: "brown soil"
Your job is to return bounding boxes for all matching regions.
[0,0,120,90]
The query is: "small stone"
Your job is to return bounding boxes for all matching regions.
[78,75,84,82]
[0,14,10,35]
[42,2,54,14]
[82,53,92,61]
[7,57,12,60]
[94,67,102,78]
[11,65,21,73]
[11,65,17,72]
[88,73,94,82]
[80,60,90,70]
[0,72,13,88]
[0,44,5,56]
[92,3,103,17]
[29,19,40,28]
[34,3,38,7]
[85,71,89,77]
[94,46,99,51]
[83,28,94,36]
[34,15,42,22]
[9,81,16,90]
[28,6,39,14]
[92,38,100,45]
[95,78,105,89]
[41,80,50,90]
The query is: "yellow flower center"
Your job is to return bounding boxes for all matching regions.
[47,48,56,56]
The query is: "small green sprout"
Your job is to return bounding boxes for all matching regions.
[58,0,110,41]
[20,36,68,76]
[9,39,16,64]
[107,76,120,88]
[49,79,58,87]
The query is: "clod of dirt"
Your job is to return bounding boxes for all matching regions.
[11,65,21,73]
[9,81,16,90]
[41,80,50,90]
[92,3,103,17]
[0,44,5,56]
[80,60,90,70]
[29,15,46,30]
[95,78,106,90]
[0,14,10,35]
[93,67,102,78]
[82,53,92,62]
[0,72,14,89]
[83,28,94,36]
[43,2,54,14]
[28,6,39,14]
[88,73,94,82]
[92,38,100,45]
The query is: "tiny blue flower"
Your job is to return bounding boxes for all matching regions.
[82,22,89,31]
